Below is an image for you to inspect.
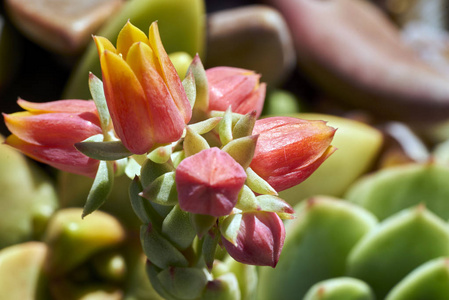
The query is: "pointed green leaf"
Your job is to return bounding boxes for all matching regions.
[210,110,244,125]
[202,228,220,270]
[232,111,257,140]
[190,214,217,239]
[256,195,294,219]
[88,72,110,135]
[129,177,164,227]
[125,157,142,179]
[218,107,234,146]
[82,161,114,218]
[171,150,186,168]
[219,214,242,246]
[184,127,210,157]
[188,117,222,135]
[75,140,133,161]
[188,54,209,113]
[147,145,173,164]
[140,172,178,206]
[157,267,208,300]
[140,159,175,188]
[162,205,196,250]
[222,135,258,169]
[245,167,278,196]
[140,224,188,269]
[236,185,259,212]
[182,69,196,109]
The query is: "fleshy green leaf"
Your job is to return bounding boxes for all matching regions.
[129,177,163,227]
[202,228,220,270]
[218,107,234,146]
[140,172,178,206]
[303,277,375,300]
[190,214,217,239]
[188,54,209,113]
[232,111,257,140]
[182,70,196,109]
[219,214,242,246]
[188,117,222,135]
[75,140,133,161]
[245,167,278,196]
[184,127,210,157]
[157,267,208,300]
[236,185,259,212]
[88,73,110,135]
[256,195,294,219]
[140,224,188,269]
[162,205,196,250]
[222,135,258,169]
[82,161,114,218]
[147,145,173,164]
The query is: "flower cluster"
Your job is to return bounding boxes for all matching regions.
[2,21,336,299]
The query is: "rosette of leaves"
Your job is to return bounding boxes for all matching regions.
[257,161,449,299]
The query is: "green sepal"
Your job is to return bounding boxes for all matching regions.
[129,177,164,227]
[218,107,234,146]
[256,195,295,219]
[232,111,257,140]
[171,150,186,168]
[221,135,258,169]
[140,172,178,206]
[210,110,243,125]
[162,205,197,250]
[147,145,173,164]
[385,257,449,300]
[182,70,196,109]
[140,159,175,188]
[245,167,278,196]
[188,54,209,113]
[303,277,375,300]
[202,273,241,300]
[88,72,110,136]
[184,127,210,157]
[188,117,222,135]
[190,214,217,239]
[124,157,142,179]
[202,228,220,270]
[82,161,114,218]
[235,185,259,212]
[75,139,132,161]
[157,267,208,300]
[146,261,181,300]
[140,224,189,269]
[219,214,242,246]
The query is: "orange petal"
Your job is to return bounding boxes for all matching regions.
[126,42,185,144]
[100,50,153,154]
[18,99,97,114]
[93,35,117,58]
[148,22,192,124]
[116,21,150,60]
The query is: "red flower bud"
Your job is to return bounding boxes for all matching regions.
[206,67,266,118]
[3,99,101,177]
[250,117,336,192]
[175,147,247,217]
[222,212,286,267]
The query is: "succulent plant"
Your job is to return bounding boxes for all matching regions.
[258,160,449,299]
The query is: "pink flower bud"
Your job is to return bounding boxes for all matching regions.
[94,21,191,154]
[3,99,101,177]
[250,117,336,192]
[206,67,266,118]
[222,212,285,267]
[175,147,247,217]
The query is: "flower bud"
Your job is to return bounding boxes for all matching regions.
[250,116,336,192]
[222,211,285,267]
[175,147,247,217]
[206,67,266,118]
[3,99,101,177]
[94,21,191,154]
